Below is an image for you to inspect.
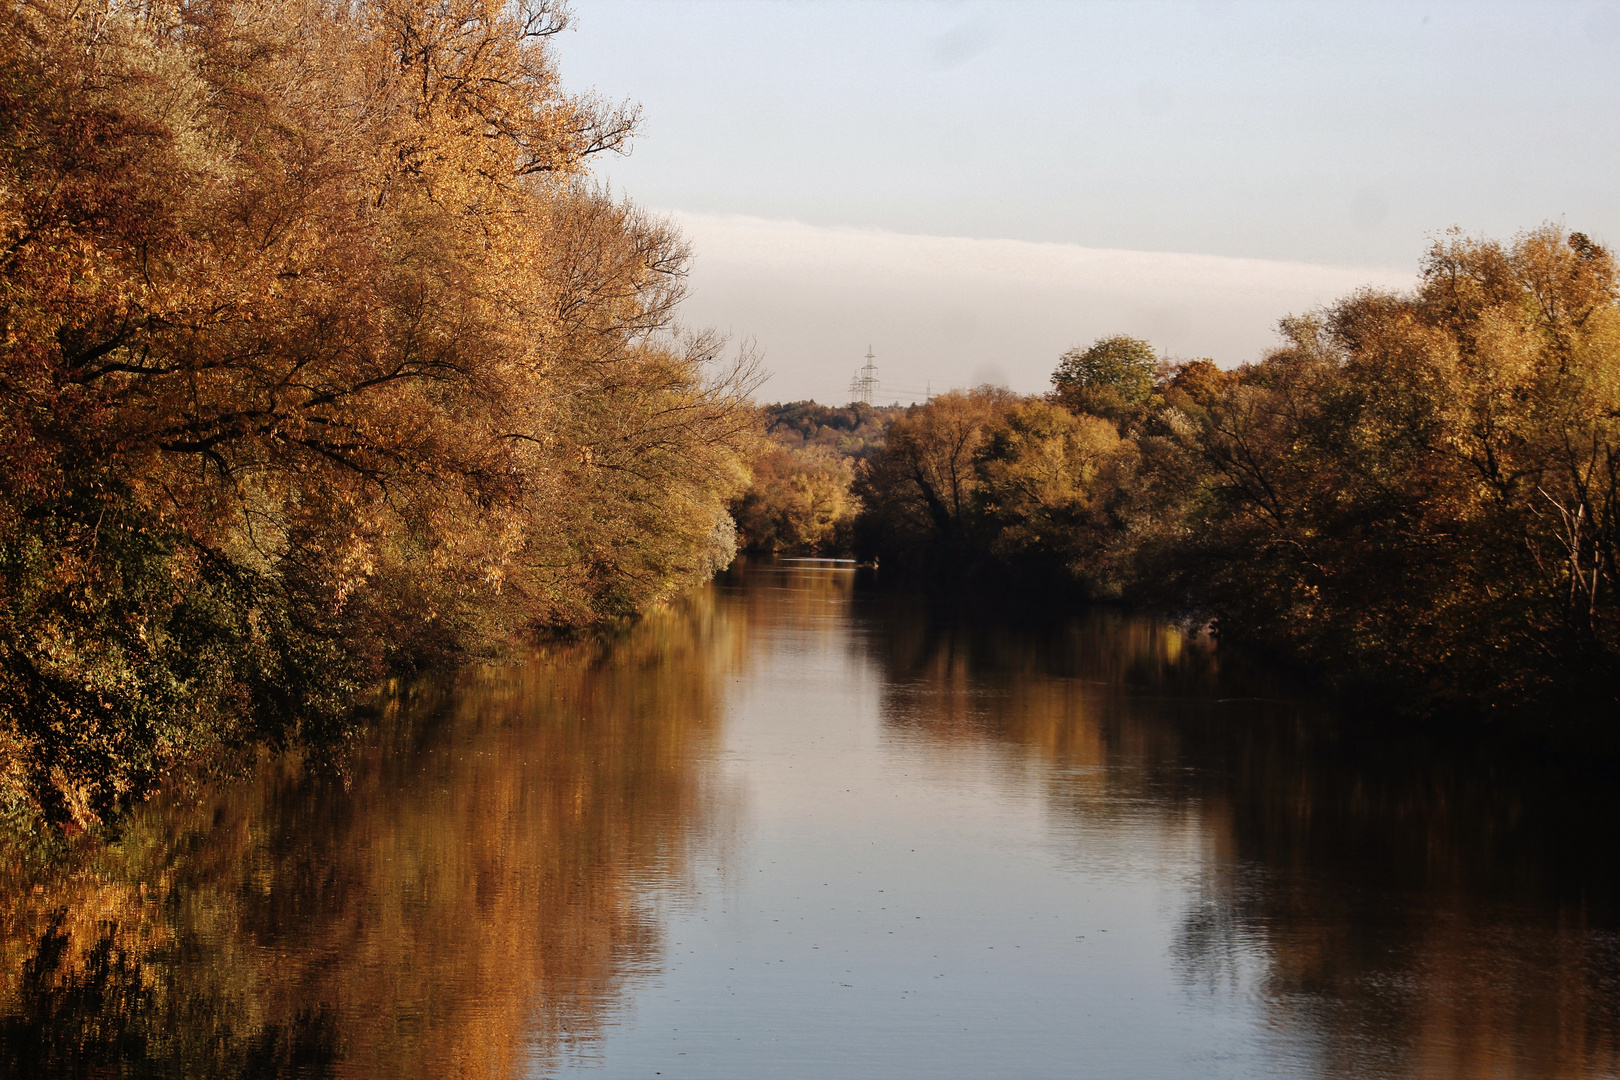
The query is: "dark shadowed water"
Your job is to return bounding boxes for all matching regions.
[4,559,1620,1078]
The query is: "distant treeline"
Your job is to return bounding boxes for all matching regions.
[739,228,1620,728]
[0,0,754,831]
[729,402,902,553]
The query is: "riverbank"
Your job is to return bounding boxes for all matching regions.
[739,230,1620,733]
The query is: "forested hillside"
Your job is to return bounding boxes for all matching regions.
[0,0,755,831]
[852,229,1620,728]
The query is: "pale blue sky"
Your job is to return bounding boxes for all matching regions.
[556,1,1620,400]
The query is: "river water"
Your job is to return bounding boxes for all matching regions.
[4,559,1620,1078]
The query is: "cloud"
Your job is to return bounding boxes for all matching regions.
[669,213,1415,404]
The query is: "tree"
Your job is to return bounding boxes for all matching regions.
[847,228,1620,728]
[973,399,1132,587]
[0,0,756,829]
[853,387,1017,564]
[1165,227,1620,720]
[730,445,858,554]
[1052,335,1159,420]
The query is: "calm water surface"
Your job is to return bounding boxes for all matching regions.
[5,560,1620,1078]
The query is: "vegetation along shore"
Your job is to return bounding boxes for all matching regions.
[737,229,1620,736]
[0,0,756,834]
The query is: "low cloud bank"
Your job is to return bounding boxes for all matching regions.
[670,213,1416,403]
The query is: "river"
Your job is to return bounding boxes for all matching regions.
[3,558,1619,1078]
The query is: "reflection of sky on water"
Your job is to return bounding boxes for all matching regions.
[580,560,1620,1080]
[579,562,1287,1079]
[6,559,1620,1078]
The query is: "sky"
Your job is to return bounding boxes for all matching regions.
[555,1,1620,403]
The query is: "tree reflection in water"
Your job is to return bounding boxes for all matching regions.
[863,589,1620,1080]
[0,592,743,1078]
[6,563,1620,1080]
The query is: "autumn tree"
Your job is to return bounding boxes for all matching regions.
[972,399,1135,588]
[0,0,756,829]
[857,228,1620,726]
[730,444,858,554]
[1158,228,1620,720]
[853,387,1019,565]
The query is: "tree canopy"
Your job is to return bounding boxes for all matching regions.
[0,0,756,830]
[853,227,1620,731]
[1051,335,1158,419]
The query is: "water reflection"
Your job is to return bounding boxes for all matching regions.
[1189,724,1620,1080]
[0,593,743,1078]
[859,586,1620,1079]
[870,593,1218,784]
[6,562,1620,1078]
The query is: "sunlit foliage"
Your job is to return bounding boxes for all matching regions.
[857,228,1620,724]
[1173,227,1620,720]
[727,401,903,554]
[731,444,858,554]
[973,399,1132,581]
[0,0,755,828]
[1052,334,1159,422]
[852,387,1018,566]
[762,400,901,461]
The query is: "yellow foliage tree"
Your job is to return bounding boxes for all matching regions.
[0,0,756,828]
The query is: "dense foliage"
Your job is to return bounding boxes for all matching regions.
[0,0,755,830]
[728,401,902,554]
[762,400,901,461]
[1051,334,1159,421]
[855,228,1620,726]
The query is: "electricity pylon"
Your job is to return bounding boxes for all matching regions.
[848,346,879,406]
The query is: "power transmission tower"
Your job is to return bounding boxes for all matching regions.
[848,346,879,406]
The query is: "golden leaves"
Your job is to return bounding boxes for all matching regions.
[0,0,755,827]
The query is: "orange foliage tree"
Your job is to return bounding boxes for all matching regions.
[0,0,756,829]
[1171,228,1620,719]
[856,229,1620,725]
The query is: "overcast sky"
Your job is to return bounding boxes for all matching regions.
[556,1,1620,402]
